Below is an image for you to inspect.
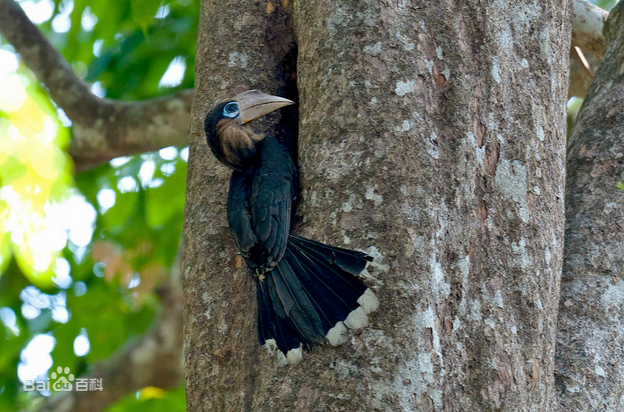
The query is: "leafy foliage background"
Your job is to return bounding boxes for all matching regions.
[0,0,197,410]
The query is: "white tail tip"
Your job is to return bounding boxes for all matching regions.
[263,340,304,367]
[286,346,303,366]
[357,288,380,314]
[344,306,369,330]
[326,321,348,346]
[327,288,379,345]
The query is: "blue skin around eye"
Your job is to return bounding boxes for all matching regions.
[224,102,240,118]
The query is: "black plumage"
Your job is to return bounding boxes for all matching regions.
[204,90,378,365]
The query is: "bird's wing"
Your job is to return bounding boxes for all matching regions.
[250,138,295,268]
[227,171,258,258]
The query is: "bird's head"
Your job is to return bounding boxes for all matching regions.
[204,90,294,170]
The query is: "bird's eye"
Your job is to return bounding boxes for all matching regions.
[223,102,240,118]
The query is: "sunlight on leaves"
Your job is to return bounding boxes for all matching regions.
[0,68,73,287]
[139,386,166,400]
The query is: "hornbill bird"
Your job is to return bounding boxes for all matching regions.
[204,90,379,365]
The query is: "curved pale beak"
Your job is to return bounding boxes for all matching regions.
[235,90,295,124]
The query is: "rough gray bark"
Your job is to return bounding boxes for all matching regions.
[0,0,192,172]
[556,3,624,411]
[183,0,570,411]
[293,1,569,411]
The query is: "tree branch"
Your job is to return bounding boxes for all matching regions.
[69,89,193,172]
[557,1,624,409]
[0,0,192,172]
[0,0,97,122]
[37,276,183,412]
[567,0,608,98]
[568,47,601,99]
[572,0,609,59]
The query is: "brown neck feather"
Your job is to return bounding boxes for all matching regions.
[216,118,264,169]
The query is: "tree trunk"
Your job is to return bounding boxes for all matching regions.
[556,3,624,411]
[182,0,297,410]
[183,0,571,411]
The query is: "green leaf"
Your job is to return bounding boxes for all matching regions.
[0,155,28,187]
[0,320,29,373]
[64,278,155,362]
[50,321,82,377]
[130,0,161,33]
[101,190,139,234]
[0,233,12,275]
[145,161,186,229]
[0,0,197,408]
[106,384,186,412]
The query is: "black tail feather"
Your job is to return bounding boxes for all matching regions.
[256,235,378,365]
[273,259,326,344]
[288,245,362,317]
[258,276,306,353]
[289,235,372,275]
[283,250,347,332]
[290,240,367,298]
